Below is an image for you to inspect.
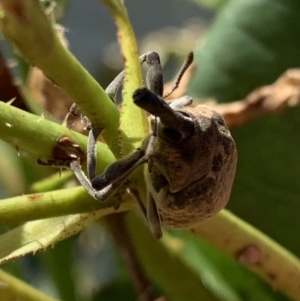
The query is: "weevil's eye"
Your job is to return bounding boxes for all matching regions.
[212,111,225,126]
[161,127,183,142]
[160,111,194,142]
[178,111,191,118]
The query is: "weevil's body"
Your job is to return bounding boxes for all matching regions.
[145,104,237,229]
[54,51,237,239]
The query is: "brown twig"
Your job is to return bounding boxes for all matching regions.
[0,50,27,110]
[215,69,300,128]
[164,67,300,129]
[106,213,158,301]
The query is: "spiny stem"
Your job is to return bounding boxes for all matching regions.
[192,210,300,301]
[0,0,120,149]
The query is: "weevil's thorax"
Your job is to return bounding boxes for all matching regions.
[149,105,231,193]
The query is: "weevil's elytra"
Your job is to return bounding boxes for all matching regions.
[61,51,237,239]
[143,103,237,229]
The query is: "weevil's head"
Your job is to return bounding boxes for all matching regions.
[133,88,236,192]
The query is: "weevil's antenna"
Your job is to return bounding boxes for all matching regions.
[163,52,194,99]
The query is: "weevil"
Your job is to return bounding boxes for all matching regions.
[64,52,237,238]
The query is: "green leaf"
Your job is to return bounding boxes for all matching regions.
[91,279,136,301]
[188,0,300,299]
[189,0,300,102]
[38,238,78,301]
[188,0,300,252]
[188,0,228,10]
[0,196,136,264]
[125,211,221,301]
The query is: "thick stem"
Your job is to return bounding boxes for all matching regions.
[0,0,120,152]
[0,269,60,301]
[192,210,300,301]
[0,101,115,171]
[0,186,137,226]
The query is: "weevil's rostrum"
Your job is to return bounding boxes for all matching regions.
[58,51,237,239]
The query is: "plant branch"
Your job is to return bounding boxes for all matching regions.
[0,0,120,148]
[100,0,149,223]
[192,210,300,301]
[0,101,115,171]
[101,0,148,155]
[216,69,300,128]
[0,269,60,301]
[165,63,300,128]
[0,186,137,226]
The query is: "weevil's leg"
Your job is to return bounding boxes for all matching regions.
[93,150,150,201]
[147,193,162,239]
[91,149,145,190]
[140,51,164,96]
[105,53,147,102]
[163,52,194,98]
[105,51,163,102]
[71,157,146,202]
[130,189,147,217]
[90,134,156,202]
[63,103,79,128]
[69,103,78,116]
[169,95,193,109]
[92,133,157,190]
[70,160,113,200]
[147,116,162,239]
[105,70,125,102]
[87,126,102,181]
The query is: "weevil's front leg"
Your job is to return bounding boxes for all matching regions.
[87,126,102,180]
[105,51,164,101]
[70,160,114,200]
[91,133,156,190]
[147,193,162,239]
[105,70,125,102]
[140,51,164,96]
[66,51,164,129]
[91,149,145,191]
[71,138,154,202]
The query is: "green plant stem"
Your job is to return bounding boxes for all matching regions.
[28,171,74,193]
[0,0,120,150]
[192,210,300,301]
[100,0,149,204]
[1,178,300,301]
[0,186,137,226]
[101,0,148,154]
[0,269,60,301]
[0,101,115,171]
